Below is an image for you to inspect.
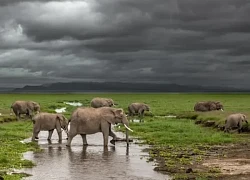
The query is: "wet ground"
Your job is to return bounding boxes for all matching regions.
[21,126,170,180]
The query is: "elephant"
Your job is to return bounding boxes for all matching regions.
[224,113,248,133]
[66,107,133,147]
[10,100,40,120]
[90,97,116,108]
[128,102,151,122]
[31,112,69,141]
[194,101,224,112]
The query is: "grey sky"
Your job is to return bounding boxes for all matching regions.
[0,0,250,88]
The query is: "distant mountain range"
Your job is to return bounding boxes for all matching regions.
[7,81,249,93]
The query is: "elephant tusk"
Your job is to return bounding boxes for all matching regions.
[221,109,224,111]
[124,124,133,132]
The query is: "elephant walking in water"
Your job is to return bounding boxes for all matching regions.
[224,113,248,133]
[66,107,133,147]
[11,100,40,120]
[32,112,69,142]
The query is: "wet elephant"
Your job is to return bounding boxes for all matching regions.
[90,97,116,108]
[66,107,133,147]
[32,112,69,142]
[224,113,248,133]
[194,101,223,112]
[11,100,40,120]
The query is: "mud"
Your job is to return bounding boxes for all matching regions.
[21,126,170,180]
[151,142,250,179]
[203,143,250,180]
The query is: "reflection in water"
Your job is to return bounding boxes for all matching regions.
[22,129,171,180]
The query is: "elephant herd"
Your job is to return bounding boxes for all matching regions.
[9,97,151,147]
[9,98,248,147]
[194,100,248,133]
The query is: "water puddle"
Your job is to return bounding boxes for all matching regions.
[132,119,142,123]
[155,115,177,118]
[64,102,83,106]
[54,107,67,113]
[21,126,171,180]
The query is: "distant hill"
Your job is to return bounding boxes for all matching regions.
[0,87,14,92]
[11,81,248,93]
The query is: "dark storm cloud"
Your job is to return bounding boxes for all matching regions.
[1,0,250,88]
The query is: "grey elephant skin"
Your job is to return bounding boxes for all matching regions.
[90,97,116,108]
[11,100,40,120]
[32,112,69,141]
[66,107,133,147]
[128,102,150,119]
[194,101,223,112]
[224,113,248,133]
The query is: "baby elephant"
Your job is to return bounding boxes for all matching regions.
[128,102,151,122]
[32,112,69,142]
[224,113,248,133]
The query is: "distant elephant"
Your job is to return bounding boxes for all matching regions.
[66,107,133,147]
[224,113,248,133]
[11,100,40,120]
[194,101,224,112]
[128,103,151,121]
[32,112,69,141]
[90,97,116,108]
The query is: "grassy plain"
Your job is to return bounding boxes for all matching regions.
[0,93,250,179]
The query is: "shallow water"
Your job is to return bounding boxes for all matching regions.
[21,126,171,180]
[54,107,67,113]
[64,102,82,106]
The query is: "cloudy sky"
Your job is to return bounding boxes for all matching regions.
[0,0,250,88]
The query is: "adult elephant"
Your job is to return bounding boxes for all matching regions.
[128,102,151,121]
[90,97,116,108]
[66,107,133,147]
[11,100,40,120]
[224,113,248,133]
[194,101,224,112]
[32,112,69,141]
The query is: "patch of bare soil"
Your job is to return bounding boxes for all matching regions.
[151,142,250,179]
[202,143,250,179]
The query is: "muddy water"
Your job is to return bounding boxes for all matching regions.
[21,126,170,180]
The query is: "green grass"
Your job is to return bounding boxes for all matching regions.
[1,93,250,179]
[128,117,237,146]
[0,121,40,179]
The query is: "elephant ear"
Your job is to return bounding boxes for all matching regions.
[56,115,64,126]
[242,114,247,121]
[106,109,124,125]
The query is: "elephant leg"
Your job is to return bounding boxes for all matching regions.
[138,109,144,122]
[27,109,33,119]
[32,129,40,141]
[47,129,54,140]
[109,126,122,145]
[16,111,21,121]
[238,126,243,133]
[56,128,62,141]
[80,134,88,146]
[101,124,109,147]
